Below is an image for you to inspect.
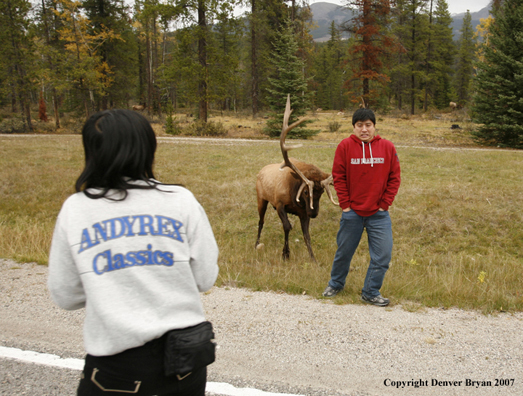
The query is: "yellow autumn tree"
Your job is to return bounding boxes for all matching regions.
[55,0,121,115]
[475,16,494,64]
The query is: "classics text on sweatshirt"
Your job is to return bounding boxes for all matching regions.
[48,184,219,356]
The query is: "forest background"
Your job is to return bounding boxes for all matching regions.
[0,0,489,138]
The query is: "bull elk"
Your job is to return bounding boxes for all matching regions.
[255,95,338,262]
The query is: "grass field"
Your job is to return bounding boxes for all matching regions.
[1,111,522,313]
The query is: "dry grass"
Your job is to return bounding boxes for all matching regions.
[1,112,522,313]
[154,108,477,148]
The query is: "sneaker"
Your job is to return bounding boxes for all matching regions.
[361,293,390,306]
[322,286,342,297]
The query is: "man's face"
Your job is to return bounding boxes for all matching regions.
[353,119,376,143]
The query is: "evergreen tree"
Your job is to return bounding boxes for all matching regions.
[311,43,330,109]
[0,0,35,131]
[249,0,290,117]
[207,5,244,111]
[160,1,239,115]
[134,0,162,116]
[421,0,435,111]
[293,2,316,107]
[35,0,66,128]
[431,0,456,109]
[472,0,523,148]
[264,21,317,139]
[390,0,430,114]
[454,10,476,105]
[250,0,260,117]
[164,26,199,110]
[326,22,348,110]
[197,0,208,122]
[311,22,347,110]
[422,0,455,110]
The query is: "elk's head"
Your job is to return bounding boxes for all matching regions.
[280,95,337,212]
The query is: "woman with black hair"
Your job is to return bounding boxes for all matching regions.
[48,109,219,396]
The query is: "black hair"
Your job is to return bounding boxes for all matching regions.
[75,109,159,200]
[352,108,376,126]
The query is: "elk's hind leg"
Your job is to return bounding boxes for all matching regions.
[299,214,317,263]
[276,205,292,260]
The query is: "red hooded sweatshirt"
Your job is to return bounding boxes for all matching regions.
[332,134,401,216]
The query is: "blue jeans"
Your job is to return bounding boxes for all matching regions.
[328,209,393,298]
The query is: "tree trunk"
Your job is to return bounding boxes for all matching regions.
[251,0,258,118]
[362,0,370,107]
[198,0,208,122]
[411,11,416,115]
[146,18,153,116]
[411,73,415,115]
[53,88,61,129]
[424,0,433,112]
[10,80,17,113]
[5,0,32,131]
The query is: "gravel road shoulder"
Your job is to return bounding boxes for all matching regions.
[1,259,522,396]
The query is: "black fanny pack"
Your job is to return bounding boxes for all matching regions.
[164,321,216,379]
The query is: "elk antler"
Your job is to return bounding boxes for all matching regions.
[321,175,338,206]
[280,95,315,209]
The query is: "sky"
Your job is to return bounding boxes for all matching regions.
[308,0,492,15]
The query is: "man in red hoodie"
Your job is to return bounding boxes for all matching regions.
[322,108,401,306]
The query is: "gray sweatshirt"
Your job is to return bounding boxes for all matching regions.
[48,183,219,356]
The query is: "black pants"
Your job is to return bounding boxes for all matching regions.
[77,335,206,396]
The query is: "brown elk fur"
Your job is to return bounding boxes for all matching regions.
[256,159,331,262]
[255,96,337,262]
[132,104,146,111]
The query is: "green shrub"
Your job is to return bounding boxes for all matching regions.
[165,115,182,135]
[185,120,227,137]
[328,121,341,132]
[0,117,27,134]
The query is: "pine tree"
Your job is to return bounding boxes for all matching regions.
[35,0,66,129]
[422,0,455,110]
[431,0,456,109]
[0,0,35,131]
[390,0,430,114]
[264,21,317,139]
[249,0,290,117]
[326,22,348,110]
[472,0,523,148]
[134,0,162,116]
[207,6,243,112]
[454,10,476,105]
[312,22,347,110]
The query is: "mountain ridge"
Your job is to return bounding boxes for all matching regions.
[310,1,493,42]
